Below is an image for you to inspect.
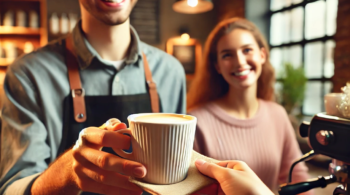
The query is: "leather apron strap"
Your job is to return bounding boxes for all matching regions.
[142,53,160,114]
[65,35,160,123]
[66,35,87,123]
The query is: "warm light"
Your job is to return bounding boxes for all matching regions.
[181,33,190,41]
[173,0,213,14]
[187,0,198,7]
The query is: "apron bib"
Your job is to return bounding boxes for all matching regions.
[58,35,160,195]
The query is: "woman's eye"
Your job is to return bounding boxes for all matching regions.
[243,48,252,54]
[222,53,232,59]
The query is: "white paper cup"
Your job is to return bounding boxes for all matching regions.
[115,113,197,184]
[324,93,343,117]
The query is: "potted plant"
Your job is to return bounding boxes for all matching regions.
[279,62,307,115]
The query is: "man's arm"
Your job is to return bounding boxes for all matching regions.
[30,150,79,195]
[0,61,54,194]
[0,64,147,194]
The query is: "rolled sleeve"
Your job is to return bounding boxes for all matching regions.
[0,63,50,194]
[3,173,40,195]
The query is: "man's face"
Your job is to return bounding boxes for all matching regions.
[79,0,138,25]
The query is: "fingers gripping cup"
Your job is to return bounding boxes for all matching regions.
[114,113,197,184]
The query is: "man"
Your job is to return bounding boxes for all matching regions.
[0,0,186,194]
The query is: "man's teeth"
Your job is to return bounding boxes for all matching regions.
[234,70,250,76]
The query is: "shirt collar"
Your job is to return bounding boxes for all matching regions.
[71,20,142,69]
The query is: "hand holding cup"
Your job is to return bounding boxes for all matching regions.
[71,118,145,195]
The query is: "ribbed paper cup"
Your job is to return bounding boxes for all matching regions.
[128,113,197,184]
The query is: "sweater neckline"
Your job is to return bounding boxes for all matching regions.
[206,99,266,128]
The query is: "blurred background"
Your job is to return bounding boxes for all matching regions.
[0,0,349,193]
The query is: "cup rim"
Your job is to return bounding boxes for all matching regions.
[128,113,197,124]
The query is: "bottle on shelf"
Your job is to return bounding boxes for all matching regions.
[3,42,17,60]
[50,12,59,34]
[3,10,15,26]
[0,43,3,58]
[16,10,26,27]
[29,11,39,28]
[60,13,69,34]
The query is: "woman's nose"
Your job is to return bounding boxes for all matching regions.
[233,52,247,66]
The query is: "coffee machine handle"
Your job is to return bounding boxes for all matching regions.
[279,175,337,195]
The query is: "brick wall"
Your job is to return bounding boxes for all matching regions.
[215,0,245,22]
[333,0,350,92]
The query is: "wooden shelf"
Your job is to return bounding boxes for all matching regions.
[0,0,47,69]
[0,58,14,67]
[1,0,42,2]
[0,26,42,35]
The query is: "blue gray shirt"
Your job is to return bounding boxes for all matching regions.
[0,22,186,194]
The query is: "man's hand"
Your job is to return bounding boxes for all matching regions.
[195,159,274,195]
[31,118,145,195]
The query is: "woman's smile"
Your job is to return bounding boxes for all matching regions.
[232,68,251,76]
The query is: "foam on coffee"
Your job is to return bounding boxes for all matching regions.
[134,114,193,123]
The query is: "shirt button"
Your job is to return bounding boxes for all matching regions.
[115,76,120,82]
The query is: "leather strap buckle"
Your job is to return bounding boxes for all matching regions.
[72,88,85,98]
[147,80,157,89]
[71,88,87,123]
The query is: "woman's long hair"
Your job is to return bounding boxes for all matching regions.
[187,17,275,111]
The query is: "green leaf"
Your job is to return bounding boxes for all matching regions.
[279,63,307,112]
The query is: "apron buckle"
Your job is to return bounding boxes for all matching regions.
[72,88,85,98]
[71,88,87,123]
[147,81,157,89]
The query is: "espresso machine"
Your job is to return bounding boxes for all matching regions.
[278,113,350,195]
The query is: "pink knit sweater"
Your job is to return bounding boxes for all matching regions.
[190,99,312,194]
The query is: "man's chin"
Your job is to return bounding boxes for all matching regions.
[91,12,129,26]
[81,0,134,26]
[101,17,129,26]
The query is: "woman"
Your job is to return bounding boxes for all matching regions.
[187,18,312,193]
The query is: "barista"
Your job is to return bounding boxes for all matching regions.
[0,0,185,194]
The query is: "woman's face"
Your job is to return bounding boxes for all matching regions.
[216,29,266,90]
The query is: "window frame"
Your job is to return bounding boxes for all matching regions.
[269,0,335,115]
